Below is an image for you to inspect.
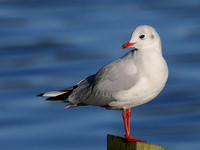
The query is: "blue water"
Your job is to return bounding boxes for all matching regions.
[1,0,200,150]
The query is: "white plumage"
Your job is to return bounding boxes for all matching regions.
[38,25,168,110]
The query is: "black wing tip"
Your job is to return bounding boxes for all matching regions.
[46,97,54,100]
[37,93,44,97]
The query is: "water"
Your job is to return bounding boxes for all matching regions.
[1,0,200,149]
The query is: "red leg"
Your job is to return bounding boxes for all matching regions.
[122,108,129,137]
[122,108,146,143]
[127,108,131,133]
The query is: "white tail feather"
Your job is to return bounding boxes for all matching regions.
[64,104,77,109]
[43,91,66,97]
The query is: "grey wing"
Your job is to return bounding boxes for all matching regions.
[67,75,95,104]
[93,51,139,95]
[68,50,139,106]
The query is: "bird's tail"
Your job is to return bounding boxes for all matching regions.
[37,85,78,102]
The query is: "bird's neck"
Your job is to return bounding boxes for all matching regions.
[141,42,162,55]
[135,49,165,75]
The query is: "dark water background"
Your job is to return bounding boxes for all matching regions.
[1,0,200,149]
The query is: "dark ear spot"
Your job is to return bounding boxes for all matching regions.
[151,34,154,39]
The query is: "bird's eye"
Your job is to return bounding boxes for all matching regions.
[139,35,145,39]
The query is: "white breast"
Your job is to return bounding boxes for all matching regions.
[109,53,168,109]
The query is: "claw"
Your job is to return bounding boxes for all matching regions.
[125,135,146,143]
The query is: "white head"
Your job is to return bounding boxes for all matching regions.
[121,25,162,54]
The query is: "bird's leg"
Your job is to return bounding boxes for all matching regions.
[127,108,131,134]
[122,108,129,137]
[123,108,146,143]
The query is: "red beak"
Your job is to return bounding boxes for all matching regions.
[121,42,135,50]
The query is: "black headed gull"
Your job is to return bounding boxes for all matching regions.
[38,25,168,142]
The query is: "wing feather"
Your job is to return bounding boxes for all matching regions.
[68,50,139,106]
[93,50,139,94]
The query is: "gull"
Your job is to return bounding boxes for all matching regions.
[37,25,168,142]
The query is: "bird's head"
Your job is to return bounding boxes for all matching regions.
[121,25,161,53]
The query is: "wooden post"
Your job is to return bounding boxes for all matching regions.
[107,134,165,150]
